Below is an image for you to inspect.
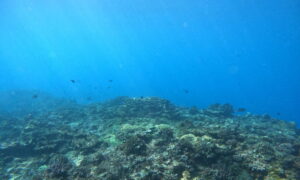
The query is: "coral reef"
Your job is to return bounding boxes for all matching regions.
[0,95,299,179]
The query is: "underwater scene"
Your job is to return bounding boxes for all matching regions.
[0,0,300,180]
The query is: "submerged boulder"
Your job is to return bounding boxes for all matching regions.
[204,103,234,118]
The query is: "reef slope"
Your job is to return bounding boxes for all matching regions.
[0,96,299,180]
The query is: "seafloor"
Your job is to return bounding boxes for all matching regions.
[0,92,299,180]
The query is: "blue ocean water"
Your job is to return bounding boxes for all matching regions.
[0,0,299,125]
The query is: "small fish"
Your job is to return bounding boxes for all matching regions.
[183,89,189,94]
[32,94,38,99]
[276,112,281,116]
[107,86,111,89]
[140,96,144,99]
[108,80,113,83]
[237,108,246,112]
[86,97,92,101]
[70,80,76,83]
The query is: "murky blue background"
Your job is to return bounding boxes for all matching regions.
[0,0,299,124]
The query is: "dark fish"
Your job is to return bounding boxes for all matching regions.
[237,108,246,112]
[107,86,111,89]
[32,94,38,99]
[86,97,92,101]
[108,80,113,82]
[140,96,144,99]
[183,89,189,94]
[70,80,76,83]
[276,112,281,116]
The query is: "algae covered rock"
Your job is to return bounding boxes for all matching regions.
[204,103,234,118]
[45,155,72,178]
[97,96,180,119]
[120,136,147,155]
